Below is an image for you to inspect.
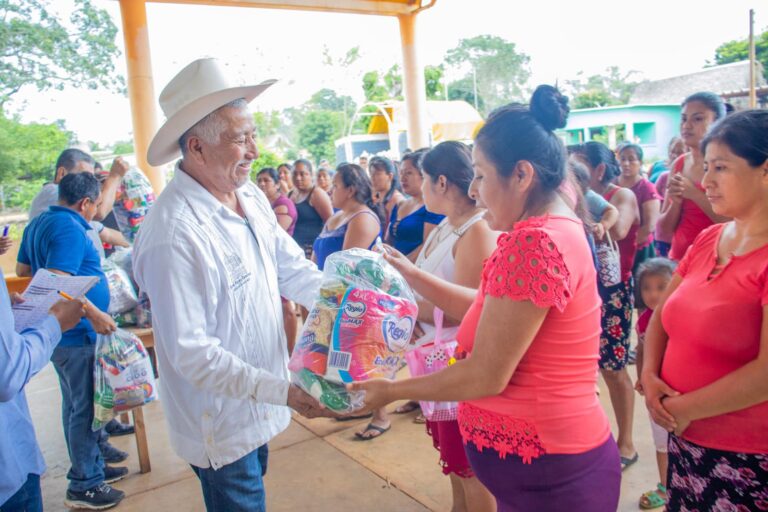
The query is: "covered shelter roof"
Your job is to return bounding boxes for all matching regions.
[141,0,435,16]
[366,100,483,142]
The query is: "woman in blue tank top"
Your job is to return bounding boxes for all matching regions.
[312,163,385,270]
[387,149,445,260]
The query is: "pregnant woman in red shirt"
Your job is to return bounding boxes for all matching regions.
[351,85,620,511]
[641,110,768,510]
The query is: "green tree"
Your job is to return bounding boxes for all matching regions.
[0,114,72,210]
[444,35,531,113]
[111,140,134,155]
[296,110,344,164]
[0,0,124,108]
[424,65,445,100]
[447,76,485,112]
[711,28,768,79]
[252,110,282,140]
[566,66,641,109]
[250,144,282,180]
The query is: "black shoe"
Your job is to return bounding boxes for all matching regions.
[105,420,135,437]
[65,483,125,510]
[103,465,129,484]
[100,443,128,464]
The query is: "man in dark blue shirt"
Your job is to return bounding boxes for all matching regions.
[16,173,125,510]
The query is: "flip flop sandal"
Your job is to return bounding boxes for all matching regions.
[639,484,667,509]
[392,401,420,414]
[353,422,391,441]
[334,413,373,422]
[412,413,426,424]
[620,452,639,471]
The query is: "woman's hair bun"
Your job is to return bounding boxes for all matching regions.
[529,85,570,131]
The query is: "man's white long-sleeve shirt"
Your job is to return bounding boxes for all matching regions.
[133,165,321,469]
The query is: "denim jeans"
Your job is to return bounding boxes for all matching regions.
[50,344,104,492]
[191,445,269,512]
[1,474,42,512]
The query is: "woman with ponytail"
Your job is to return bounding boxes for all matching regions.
[349,85,620,511]
[311,163,383,270]
[370,156,405,223]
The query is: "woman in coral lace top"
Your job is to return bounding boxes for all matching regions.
[641,110,768,511]
[350,85,620,511]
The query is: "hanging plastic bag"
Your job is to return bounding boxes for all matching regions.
[93,328,157,430]
[103,259,139,315]
[288,248,418,413]
[596,232,622,288]
[113,168,156,242]
[404,308,459,422]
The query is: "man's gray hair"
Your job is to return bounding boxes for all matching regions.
[178,98,249,156]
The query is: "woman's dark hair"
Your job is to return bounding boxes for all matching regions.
[335,163,387,225]
[58,172,101,206]
[568,141,621,185]
[568,159,592,194]
[421,141,474,198]
[369,155,402,205]
[474,85,570,211]
[701,109,768,168]
[277,162,293,173]
[293,159,314,174]
[635,257,677,309]
[257,167,279,183]
[618,143,644,162]
[400,148,428,175]
[683,91,726,121]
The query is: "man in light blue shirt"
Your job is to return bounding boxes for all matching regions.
[0,265,85,510]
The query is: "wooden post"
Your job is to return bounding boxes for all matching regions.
[749,9,757,108]
[119,0,165,193]
[132,407,151,473]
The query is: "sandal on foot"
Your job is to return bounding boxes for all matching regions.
[334,412,373,422]
[412,413,426,424]
[639,483,667,509]
[392,401,420,414]
[620,452,639,471]
[354,422,391,441]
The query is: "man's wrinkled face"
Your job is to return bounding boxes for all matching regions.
[200,106,258,193]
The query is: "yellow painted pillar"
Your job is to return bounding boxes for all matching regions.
[398,13,429,152]
[119,0,164,193]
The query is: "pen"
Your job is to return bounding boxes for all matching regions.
[2,225,8,237]
[58,290,88,313]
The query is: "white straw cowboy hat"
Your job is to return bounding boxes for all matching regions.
[147,58,276,166]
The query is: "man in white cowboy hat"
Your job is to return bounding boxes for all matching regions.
[132,58,334,512]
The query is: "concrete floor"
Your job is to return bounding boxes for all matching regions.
[27,363,660,512]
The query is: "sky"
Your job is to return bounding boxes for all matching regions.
[7,0,767,145]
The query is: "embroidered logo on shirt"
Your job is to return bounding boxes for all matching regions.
[223,252,251,292]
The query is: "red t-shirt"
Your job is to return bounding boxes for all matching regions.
[455,215,610,461]
[669,155,715,261]
[630,178,661,249]
[661,224,768,453]
[604,186,639,281]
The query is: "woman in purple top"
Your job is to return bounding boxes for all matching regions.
[617,144,662,273]
[257,167,298,235]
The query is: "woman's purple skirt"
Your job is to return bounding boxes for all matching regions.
[465,435,621,512]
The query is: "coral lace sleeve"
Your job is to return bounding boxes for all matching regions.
[483,226,572,312]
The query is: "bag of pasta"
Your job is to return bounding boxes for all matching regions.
[288,249,417,413]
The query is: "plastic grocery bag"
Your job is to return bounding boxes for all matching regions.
[113,168,156,242]
[404,308,459,421]
[93,328,157,430]
[288,248,418,412]
[103,259,139,315]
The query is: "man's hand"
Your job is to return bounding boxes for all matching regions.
[0,235,12,256]
[10,292,24,306]
[109,156,130,179]
[287,385,339,419]
[86,307,117,335]
[49,299,86,332]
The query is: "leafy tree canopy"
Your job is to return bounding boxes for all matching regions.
[444,35,530,113]
[0,0,124,108]
[711,28,768,79]
[565,66,641,109]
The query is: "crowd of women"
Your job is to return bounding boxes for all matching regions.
[255,86,767,512]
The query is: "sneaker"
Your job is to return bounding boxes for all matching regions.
[65,483,125,510]
[103,465,129,484]
[105,420,135,437]
[100,443,128,464]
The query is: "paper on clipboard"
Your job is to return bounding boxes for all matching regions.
[12,269,98,332]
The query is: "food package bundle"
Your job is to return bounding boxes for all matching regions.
[103,258,139,315]
[93,328,157,430]
[113,168,156,242]
[288,249,418,412]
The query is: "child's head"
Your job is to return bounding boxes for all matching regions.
[635,258,677,310]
